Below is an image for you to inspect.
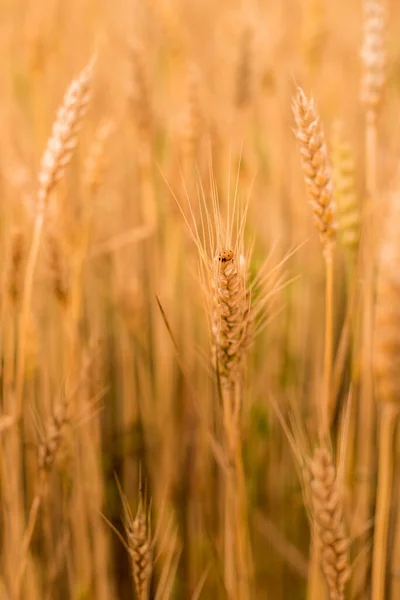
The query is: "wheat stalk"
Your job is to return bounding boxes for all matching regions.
[355,2,387,591]
[371,191,400,600]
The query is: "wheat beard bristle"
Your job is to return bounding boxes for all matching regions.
[307,447,350,600]
[211,251,251,390]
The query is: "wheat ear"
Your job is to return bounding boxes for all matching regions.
[361,0,386,121]
[331,121,360,261]
[125,495,152,600]
[306,447,351,600]
[14,57,95,421]
[212,250,252,393]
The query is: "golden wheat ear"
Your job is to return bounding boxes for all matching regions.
[306,447,351,600]
[331,120,360,260]
[38,55,96,210]
[361,0,386,118]
[292,87,336,258]
[116,475,153,600]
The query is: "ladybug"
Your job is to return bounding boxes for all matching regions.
[218,249,234,263]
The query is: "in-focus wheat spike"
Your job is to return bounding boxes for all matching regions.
[38,56,95,210]
[235,26,253,110]
[38,398,68,473]
[7,228,25,304]
[361,0,386,118]
[125,492,152,600]
[211,249,252,391]
[374,195,400,405]
[293,87,336,258]
[331,121,360,257]
[306,447,350,600]
[130,44,153,141]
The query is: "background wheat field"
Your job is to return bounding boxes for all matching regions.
[0,0,399,599]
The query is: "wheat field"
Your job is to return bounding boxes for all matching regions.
[0,0,399,598]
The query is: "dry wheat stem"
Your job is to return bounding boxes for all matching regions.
[371,405,399,600]
[323,254,334,440]
[371,196,400,598]
[355,4,384,583]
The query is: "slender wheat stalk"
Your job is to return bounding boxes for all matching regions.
[355,1,386,591]
[371,191,400,600]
